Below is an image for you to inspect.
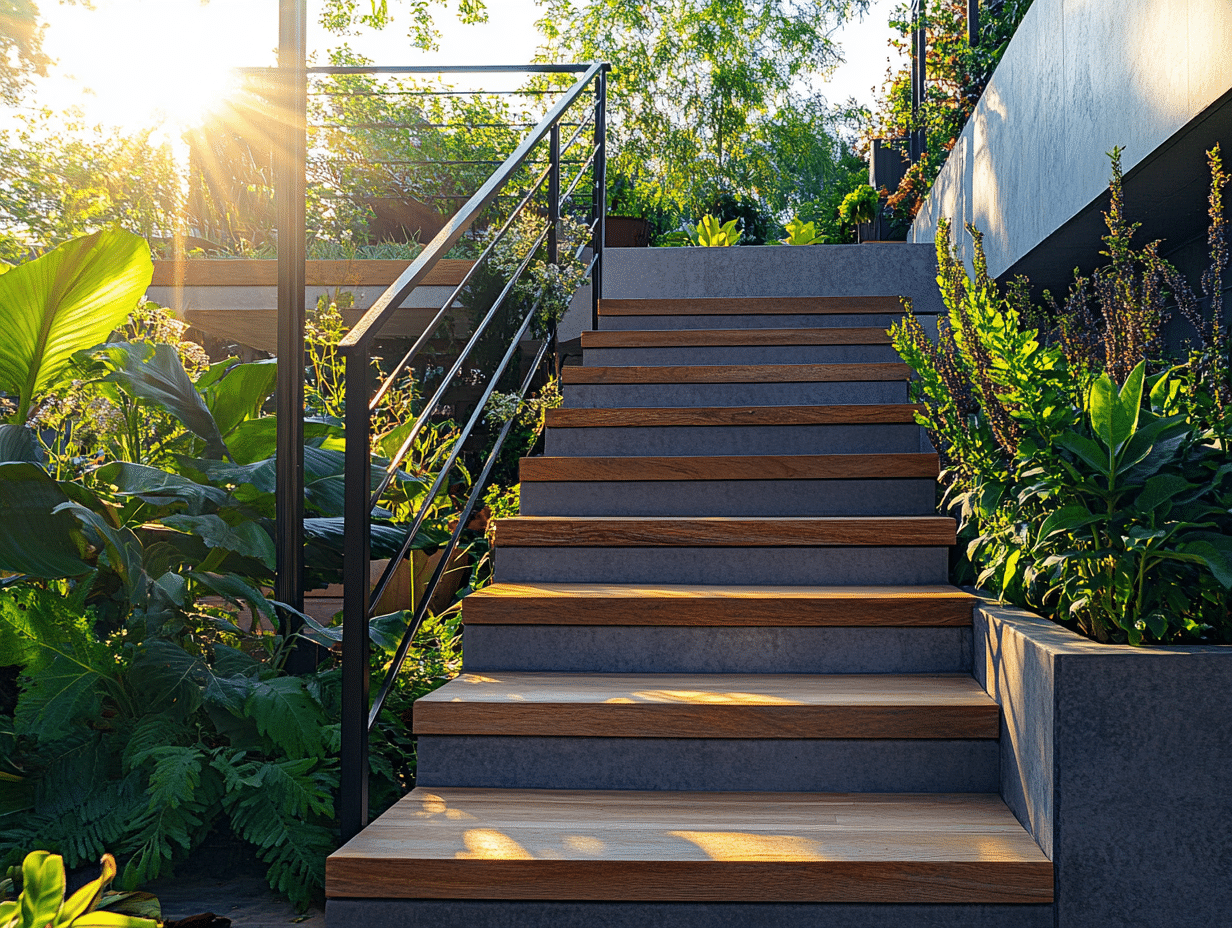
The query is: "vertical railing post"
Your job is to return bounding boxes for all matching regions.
[591,68,607,332]
[339,342,371,842]
[548,124,560,266]
[275,0,309,670]
[910,0,927,163]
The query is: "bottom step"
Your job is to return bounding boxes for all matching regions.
[327,788,1052,904]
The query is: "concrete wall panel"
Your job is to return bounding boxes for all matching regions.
[911,0,1232,282]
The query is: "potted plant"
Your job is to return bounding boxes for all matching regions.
[604,173,652,247]
[838,184,880,243]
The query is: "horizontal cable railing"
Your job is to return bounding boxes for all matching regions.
[335,62,608,841]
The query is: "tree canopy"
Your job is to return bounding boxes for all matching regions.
[535,0,869,232]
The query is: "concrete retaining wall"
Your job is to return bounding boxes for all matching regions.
[974,598,1232,927]
[910,0,1232,293]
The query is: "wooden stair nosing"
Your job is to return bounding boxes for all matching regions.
[326,788,1054,903]
[581,327,894,348]
[562,363,912,385]
[597,296,905,316]
[462,583,975,627]
[414,672,1000,739]
[520,453,939,483]
[545,405,924,428]
[493,516,957,548]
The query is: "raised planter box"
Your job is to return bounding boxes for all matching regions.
[148,259,475,352]
[974,597,1232,928]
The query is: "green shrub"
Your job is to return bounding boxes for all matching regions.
[892,146,1232,644]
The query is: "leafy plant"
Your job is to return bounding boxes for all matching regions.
[891,147,1232,644]
[780,217,824,245]
[1,851,159,928]
[0,229,152,427]
[838,184,879,228]
[686,215,742,247]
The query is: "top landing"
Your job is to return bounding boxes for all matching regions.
[603,243,942,316]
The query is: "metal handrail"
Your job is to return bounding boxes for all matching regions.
[337,63,609,841]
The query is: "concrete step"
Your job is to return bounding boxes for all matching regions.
[492,517,954,585]
[416,734,999,793]
[461,583,974,675]
[543,405,926,456]
[596,297,911,333]
[517,454,937,516]
[561,364,912,408]
[327,788,1053,905]
[581,328,900,366]
[461,623,973,674]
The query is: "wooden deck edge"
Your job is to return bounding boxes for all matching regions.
[152,258,475,288]
[544,405,924,428]
[412,704,1001,739]
[325,859,1054,903]
[461,600,973,627]
[492,517,957,548]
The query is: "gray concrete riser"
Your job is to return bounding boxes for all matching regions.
[519,480,937,517]
[600,314,921,331]
[563,382,909,408]
[461,626,974,675]
[327,899,1054,928]
[415,736,999,793]
[544,424,925,456]
[584,345,903,365]
[495,547,950,585]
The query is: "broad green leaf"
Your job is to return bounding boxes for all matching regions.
[1116,361,1146,442]
[1088,371,1130,453]
[0,462,92,578]
[1177,541,1232,588]
[97,342,226,458]
[20,851,65,928]
[94,892,161,921]
[93,461,227,514]
[0,423,42,464]
[160,514,276,569]
[201,359,277,438]
[1036,505,1100,544]
[54,501,145,595]
[0,770,34,815]
[1055,432,1111,477]
[1134,474,1197,513]
[59,854,117,924]
[185,571,274,618]
[0,230,152,424]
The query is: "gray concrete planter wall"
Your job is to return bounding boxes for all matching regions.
[974,598,1232,927]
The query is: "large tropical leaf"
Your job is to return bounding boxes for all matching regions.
[0,230,152,423]
[201,358,277,438]
[0,462,93,578]
[0,423,42,463]
[96,342,227,458]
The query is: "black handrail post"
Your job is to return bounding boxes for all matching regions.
[340,341,371,842]
[275,0,309,669]
[548,124,560,266]
[591,68,607,332]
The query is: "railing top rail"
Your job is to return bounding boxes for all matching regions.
[337,60,606,352]
[235,63,610,75]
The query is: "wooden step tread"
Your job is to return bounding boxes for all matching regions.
[462,583,974,627]
[494,516,957,548]
[581,328,894,347]
[414,672,999,739]
[563,363,911,385]
[520,453,939,482]
[546,405,924,428]
[598,297,905,316]
[326,787,1054,903]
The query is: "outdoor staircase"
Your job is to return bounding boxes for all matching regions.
[326,295,1054,927]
